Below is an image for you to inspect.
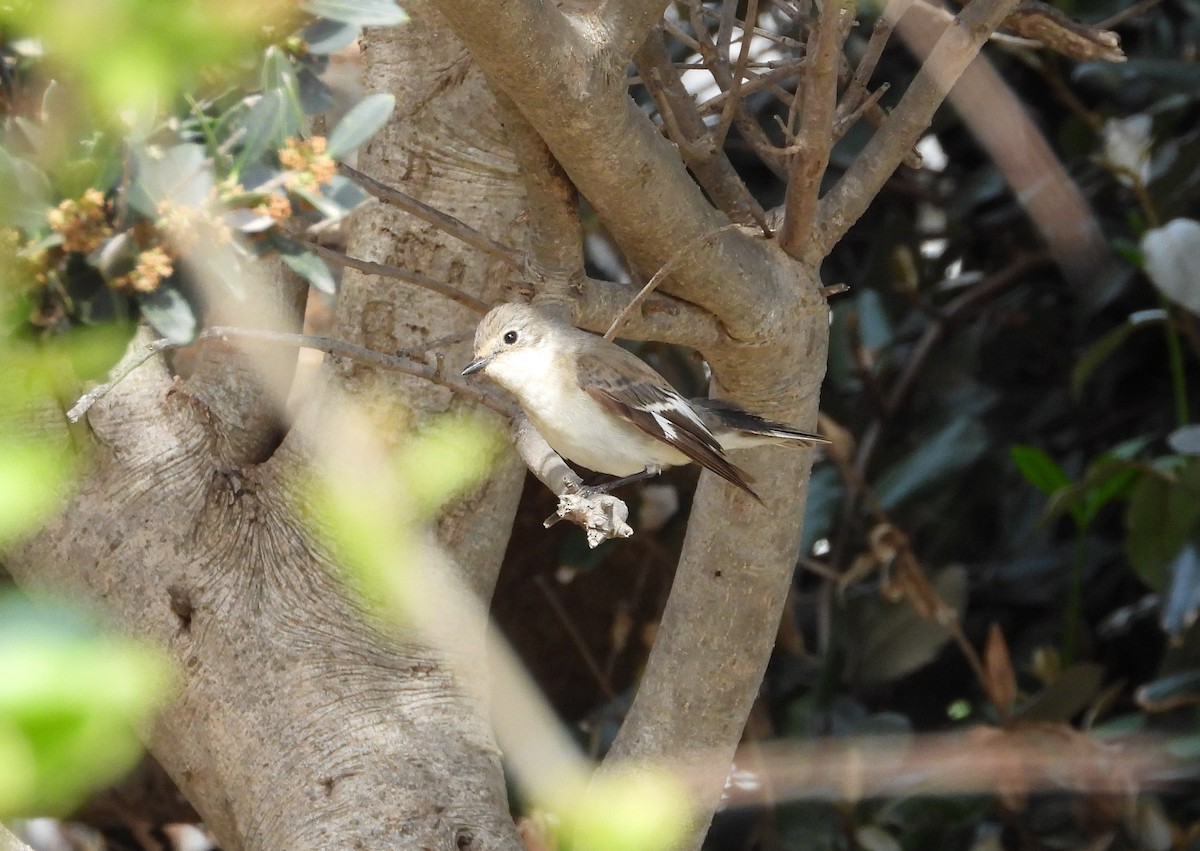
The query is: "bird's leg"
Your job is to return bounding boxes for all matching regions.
[579,465,662,497]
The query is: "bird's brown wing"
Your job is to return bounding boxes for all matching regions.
[576,351,759,500]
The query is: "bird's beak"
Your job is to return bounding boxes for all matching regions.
[461,355,492,376]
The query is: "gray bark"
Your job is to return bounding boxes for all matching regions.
[5,5,528,849]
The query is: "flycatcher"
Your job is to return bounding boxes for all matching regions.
[462,302,826,500]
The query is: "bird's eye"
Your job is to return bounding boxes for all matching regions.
[503,330,519,345]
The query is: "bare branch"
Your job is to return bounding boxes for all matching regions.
[811,0,1026,262]
[574,277,725,349]
[1004,1,1124,62]
[711,0,760,150]
[430,0,796,338]
[604,224,740,341]
[687,6,794,180]
[513,418,634,546]
[634,33,769,231]
[69,326,510,424]
[337,161,521,269]
[777,0,854,258]
[309,242,492,314]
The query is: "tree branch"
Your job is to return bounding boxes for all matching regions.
[810,0,1026,262]
[634,32,769,232]
[69,327,511,424]
[777,0,853,258]
[337,161,521,270]
[429,0,795,341]
[309,242,491,314]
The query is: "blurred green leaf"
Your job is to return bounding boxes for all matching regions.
[1168,425,1200,456]
[844,567,966,687]
[875,416,988,511]
[393,415,502,519]
[800,465,843,555]
[302,0,408,27]
[0,148,52,230]
[571,768,691,851]
[0,441,73,545]
[128,143,212,216]
[1136,668,1200,712]
[1126,460,1200,590]
[1011,445,1071,497]
[327,93,396,158]
[855,288,895,353]
[280,249,336,294]
[238,90,294,170]
[6,0,296,118]
[0,594,175,818]
[1071,312,1164,398]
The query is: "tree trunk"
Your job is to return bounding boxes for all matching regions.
[5,6,529,849]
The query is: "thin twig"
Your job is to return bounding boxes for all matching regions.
[67,338,177,422]
[778,0,852,258]
[635,34,770,232]
[603,223,740,341]
[337,162,521,270]
[812,0,1026,261]
[1095,0,1164,28]
[68,327,510,424]
[534,575,617,701]
[712,0,761,150]
[308,242,492,315]
[696,61,804,116]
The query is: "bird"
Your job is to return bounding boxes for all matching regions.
[461,302,827,501]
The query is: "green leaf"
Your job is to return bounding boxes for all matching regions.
[1168,425,1200,456]
[280,250,336,294]
[260,45,297,95]
[303,18,362,54]
[0,441,74,544]
[844,567,967,686]
[327,93,395,158]
[303,0,409,27]
[1126,460,1200,590]
[288,186,342,221]
[0,147,52,230]
[128,143,211,216]
[238,90,291,169]
[1011,444,1072,496]
[0,594,174,818]
[137,286,197,344]
[875,416,989,511]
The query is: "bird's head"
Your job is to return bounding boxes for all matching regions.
[461,302,555,389]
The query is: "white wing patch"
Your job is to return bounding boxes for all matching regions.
[651,412,679,441]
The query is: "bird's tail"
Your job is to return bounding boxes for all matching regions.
[691,398,829,448]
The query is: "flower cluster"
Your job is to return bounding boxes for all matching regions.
[279,136,336,188]
[46,189,111,254]
[114,245,173,294]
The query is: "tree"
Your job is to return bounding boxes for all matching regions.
[4,0,1184,849]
